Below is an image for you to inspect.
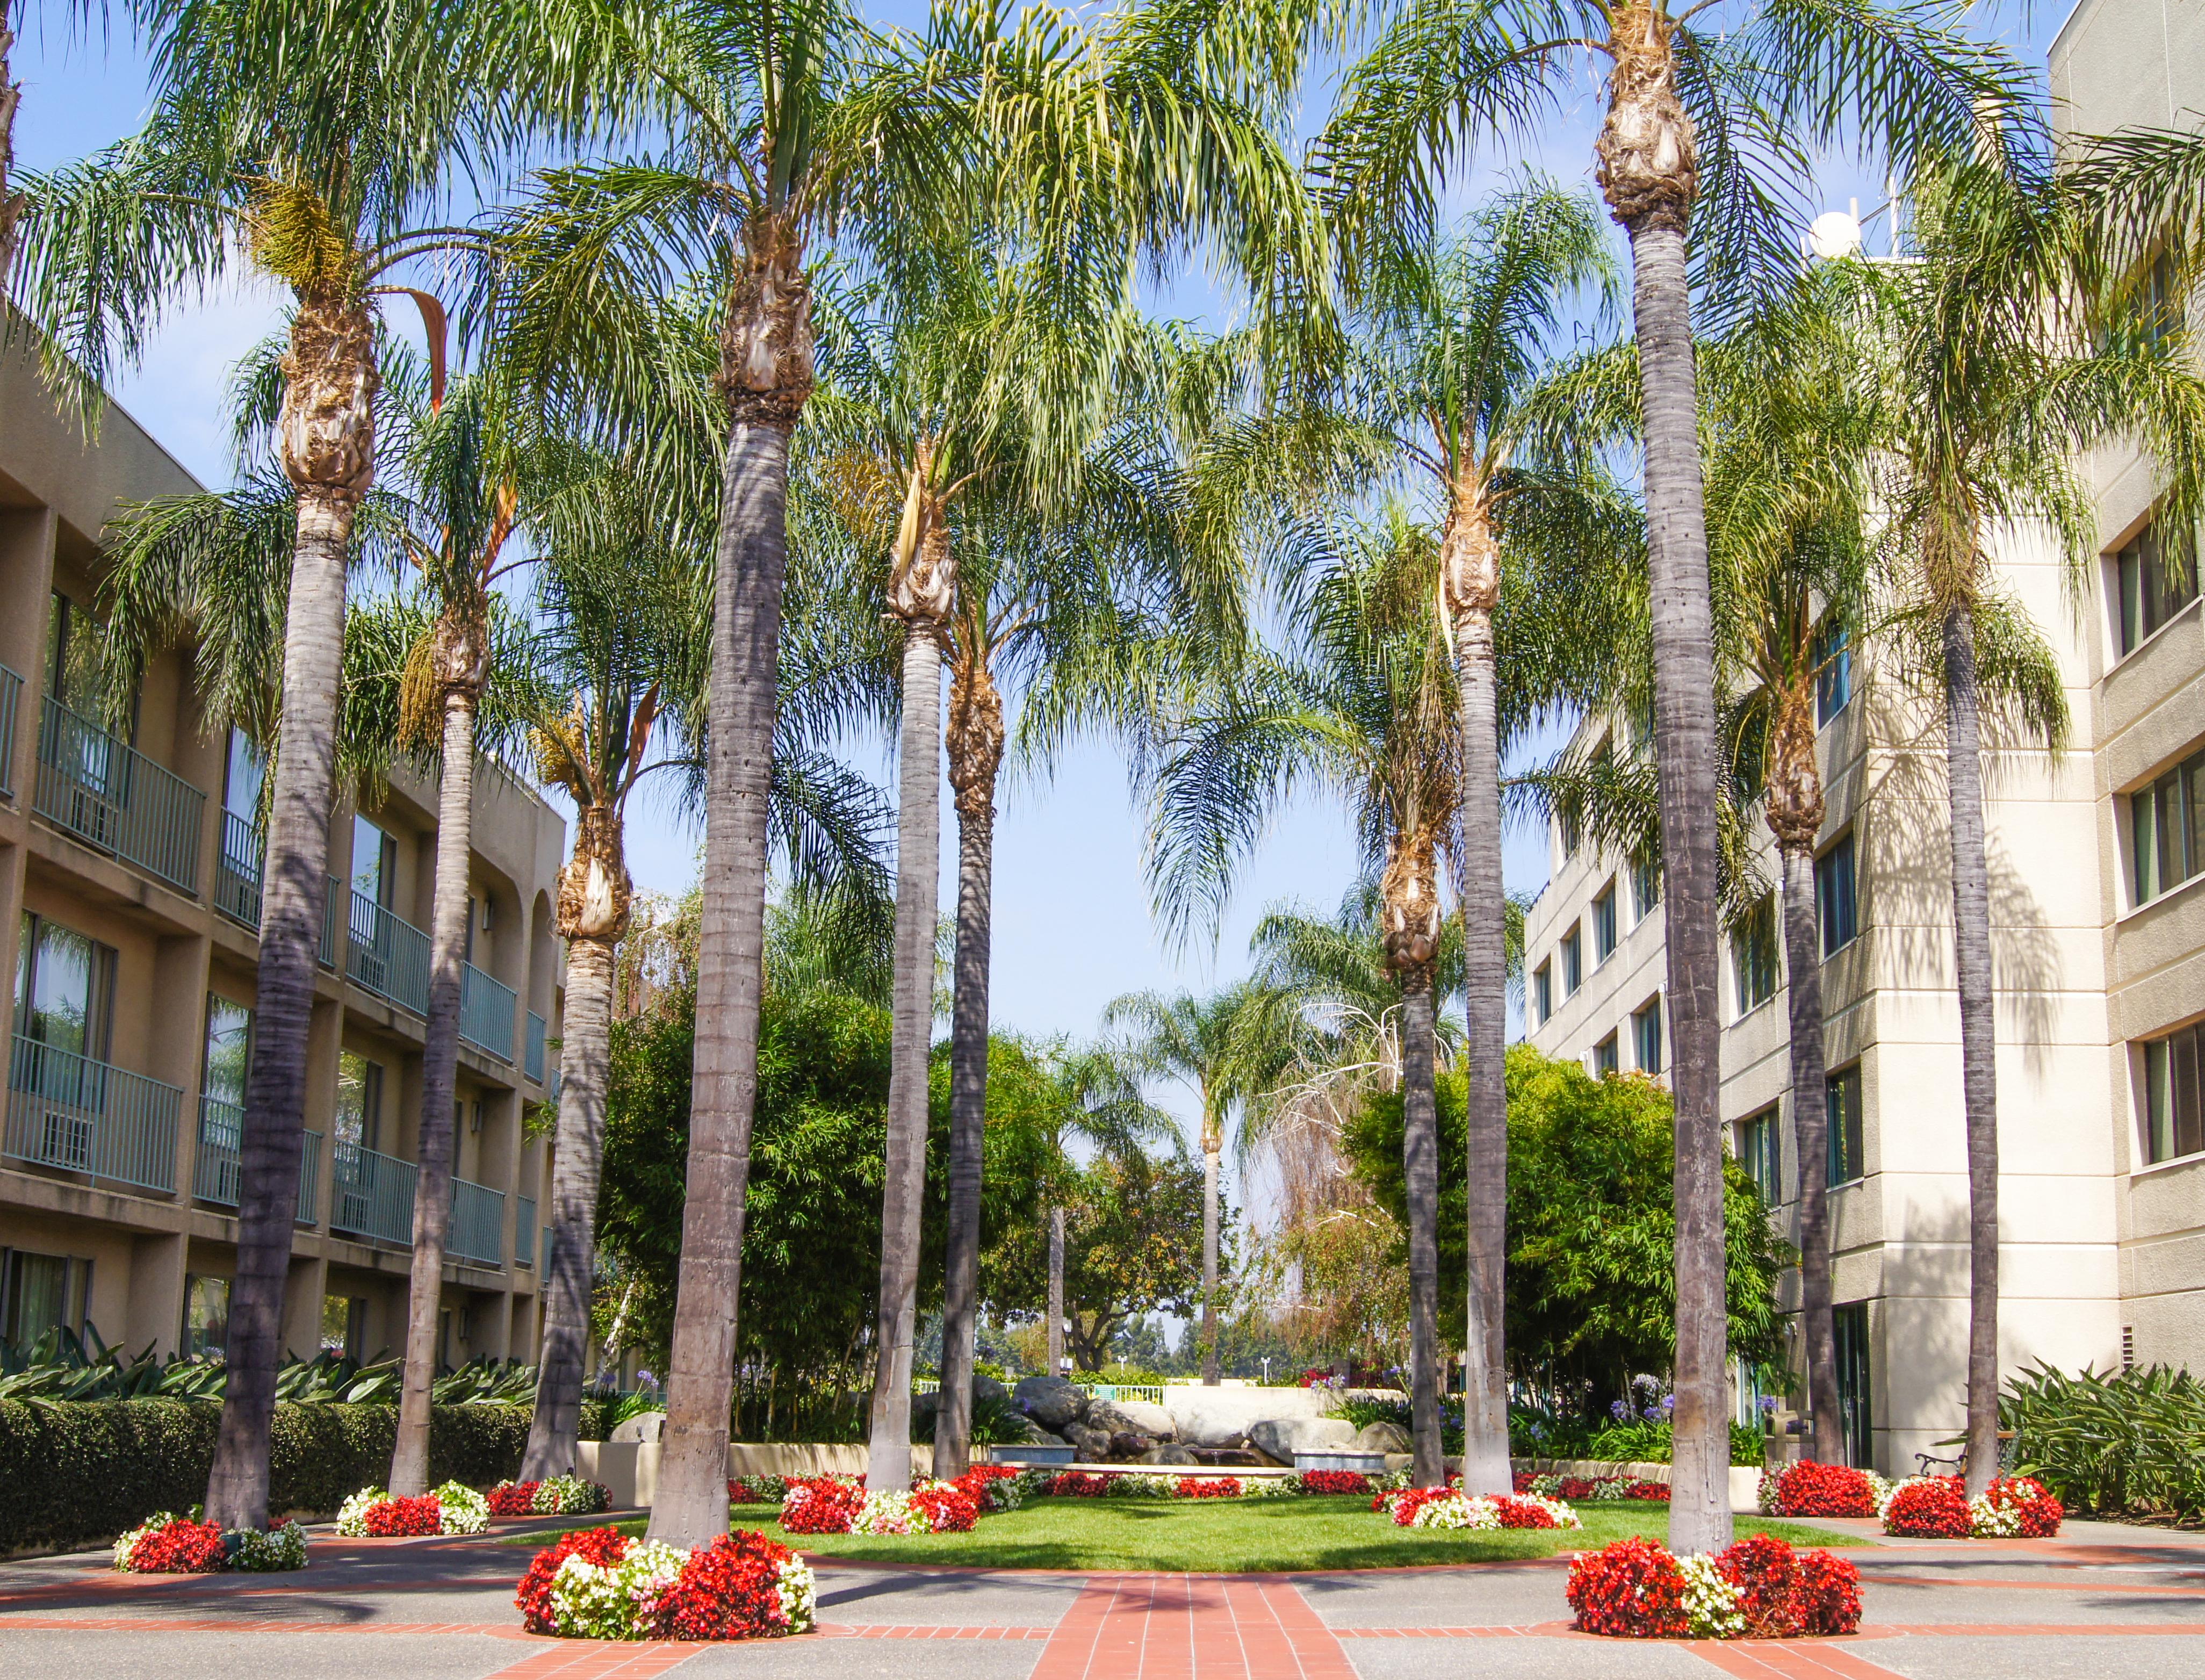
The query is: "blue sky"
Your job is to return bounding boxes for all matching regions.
[11,1,2073,1150]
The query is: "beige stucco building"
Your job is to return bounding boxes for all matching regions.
[0,342,568,1371]
[1519,0,2205,1477]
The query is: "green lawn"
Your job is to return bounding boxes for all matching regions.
[520,1497,1856,1573]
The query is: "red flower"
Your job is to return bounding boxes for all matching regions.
[1382,1487,1454,1526]
[128,1518,228,1573]
[1775,1460,1877,1518]
[1567,1537,1690,1638]
[515,1526,632,1633]
[487,1481,542,1517]
[1557,1477,1597,1501]
[1885,1479,1971,1538]
[363,1495,443,1537]
[910,1485,980,1532]
[779,1476,863,1535]
[1301,1470,1371,1496]
[1511,1470,1536,1494]
[1492,1496,1558,1530]
[655,1531,800,1641]
[1178,1476,1241,1498]
[1625,1481,1672,1502]
[1714,1533,1805,1637]
[1792,1548,1864,1635]
[1044,1472,1112,1498]
[1983,1477,2064,1538]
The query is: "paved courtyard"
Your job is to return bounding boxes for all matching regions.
[4,1513,2202,1679]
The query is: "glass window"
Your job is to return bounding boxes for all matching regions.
[2132,749,2204,906]
[320,1294,365,1358]
[1815,621,1853,725]
[203,995,252,1109]
[1561,927,1583,994]
[1532,963,1551,1026]
[2142,1022,2204,1165]
[2115,516,2199,654]
[1593,1034,1619,1077]
[1827,1064,1865,1185]
[44,592,118,722]
[15,912,116,1061]
[1732,897,1779,1015]
[1559,808,1580,861]
[351,816,394,906]
[1592,885,1618,962]
[1632,997,1663,1073]
[1817,833,1858,955]
[2,1250,90,1344]
[223,727,265,825]
[1834,1302,1873,1469]
[336,1051,383,1152]
[1632,855,1661,921]
[1736,1108,1781,1206]
[182,1275,229,1357]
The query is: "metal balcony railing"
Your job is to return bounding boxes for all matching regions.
[33,696,205,895]
[460,963,516,1061]
[524,1011,546,1084]
[5,1033,183,1194]
[330,1141,418,1246]
[449,1176,506,1266]
[515,1195,537,1266]
[192,1094,321,1223]
[0,662,22,798]
[339,889,432,1016]
[214,812,264,929]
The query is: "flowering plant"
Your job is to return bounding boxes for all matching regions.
[1568,1536,1861,1640]
[1882,1476,1970,1537]
[112,1513,227,1573]
[731,1475,791,1505]
[952,1466,1034,1513]
[334,1482,490,1537]
[488,1481,542,1516]
[1769,1460,1877,1518]
[1880,1475,2061,1538]
[227,1520,309,1572]
[516,1526,814,1641]
[1043,1471,1112,1498]
[1178,1476,1241,1498]
[436,1481,492,1534]
[1401,1492,1582,1531]
[536,1476,612,1515]
[909,1482,981,1532]
[365,1495,443,1537]
[1972,1476,2063,1538]
[1299,1469,1372,1496]
[1244,1475,1297,1498]
[779,1476,863,1535]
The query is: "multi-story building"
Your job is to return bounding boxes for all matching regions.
[1519,0,2204,1477]
[0,341,569,1371]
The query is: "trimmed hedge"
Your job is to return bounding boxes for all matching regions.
[0,1400,533,1556]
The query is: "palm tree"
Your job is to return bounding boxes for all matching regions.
[1141,505,1462,1483]
[491,0,1311,1543]
[10,0,568,1530]
[1316,0,2023,1549]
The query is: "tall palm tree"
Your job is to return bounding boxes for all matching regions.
[492,0,1311,1542]
[10,0,570,1530]
[1141,505,1462,1483]
[1316,0,2020,1548]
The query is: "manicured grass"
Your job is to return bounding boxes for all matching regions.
[517,1497,1857,1573]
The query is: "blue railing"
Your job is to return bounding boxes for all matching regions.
[5,1033,182,1194]
[0,662,21,798]
[330,1141,418,1246]
[193,1094,320,1223]
[449,1176,507,1266]
[460,963,516,1061]
[33,696,205,895]
[515,1195,537,1266]
[524,1010,546,1084]
[342,889,432,1016]
[214,812,264,929]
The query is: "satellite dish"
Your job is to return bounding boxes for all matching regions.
[1806,211,1862,261]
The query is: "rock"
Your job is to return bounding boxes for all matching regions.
[1142,1444,1200,1466]
[1109,1432,1154,1460]
[1353,1421,1411,1454]
[1085,1400,1151,1438]
[1063,1421,1114,1462]
[610,1410,665,1444]
[1246,1416,1358,1463]
[1112,1400,1176,1441]
[1164,1385,1330,1448]
[974,1373,1008,1404]
[1015,1375,1089,1431]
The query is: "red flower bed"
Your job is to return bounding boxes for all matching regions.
[659,1532,804,1640]
[1493,1496,1558,1530]
[1624,1480,1671,1502]
[129,1518,227,1573]
[1556,1477,1598,1501]
[363,1495,443,1537]
[1774,1460,1876,1518]
[1512,1470,1536,1493]
[1983,1477,2065,1538]
[779,1477,863,1535]
[1885,1478,1971,1538]
[1382,1487,1455,1527]
[1044,1472,1112,1498]
[1178,1477,1241,1498]
[910,1485,980,1532]
[1568,1537,1690,1638]
[1792,1548,1864,1634]
[1300,1469,1372,1496]
[488,1481,542,1516]
[517,1526,631,1632]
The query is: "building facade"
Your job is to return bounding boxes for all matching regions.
[0,342,569,1372]
[1519,0,2204,1476]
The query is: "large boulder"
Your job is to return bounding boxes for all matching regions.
[1015,1375,1089,1432]
[1141,1444,1199,1466]
[1164,1385,1330,1448]
[610,1410,666,1444]
[1109,1433,1154,1460]
[1112,1400,1176,1441]
[974,1372,1008,1404]
[1063,1421,1115,1463]
[1353,1421,1411,1454]
[1246,1416,1358,1463]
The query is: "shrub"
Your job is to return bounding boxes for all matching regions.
[658,1532,817,1640]
[1178,1476,1241,1498]
[488,1480,542,1516]
[1773,1461,1876,1518]
[535,1475,611,1516]
[1298,1469,1371,1496]
[908,1484,980,1532]
[363,1495,443,1537]
[112,1514,226,1573]
[1973,1476,2063,1538]
[778,1476,862,1534]
[1568,1536,1859,1640]
[1568,1538,1691,1638]
[730,1475,789,1505]
[227,1521,309,1571]
[1884,1478,1971,1538]
[2000,1360,2205,1522]
[1043,1472,1111,1498]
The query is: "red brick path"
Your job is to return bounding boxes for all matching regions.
[1027,1575,1358,1679]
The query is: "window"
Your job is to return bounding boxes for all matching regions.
[1814,621,1853,725]
[2115,516,2199,654]
[1632,997,1663,1074]
[336,1051,384,1152]
[1592,884,1618,962]
[44,592,121,723]
[1593,1034,1619,1077]
[1532,963,1552,1026]
[2142,1021,2204,1165]
[203,996,251,1109]
[1559,808,1580,861]
[1,1250,91,1344]
[2132,748,2204,906]
[224,727,264,826]
[1827,1064,1865,1186]
[1817,833,1858,955]
[1561,926,1583,995]
[1834,1302,1873,1469]
[320,1294,366,1358]
[1731,897,1779,1015]
[1736,1108,1781,1206]
[351,815,394,906]
[1632,856,1661,922]
[182,1274,229,1357]
[1628,694,1654,756]
[15,912,117,1061]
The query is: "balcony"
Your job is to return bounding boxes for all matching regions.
[214,812,264,929]
[450,1176,507,1267]
[330,1141,419,1246]
[324,883,432,1017]
[524,1011,547,1084]
[0,661,21,797]
[515,1195,537,1266]
[4,1033,183,1194]
[32,696,206,895]
[191,1095,322,1223]
[460,963,516,1061]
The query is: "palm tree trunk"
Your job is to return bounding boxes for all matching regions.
[1201,1133,1221,1385]
[1452,599,1512,1496]
[1779,840,1840,1454]
[522,927,616,1479]
[1401,981,1444,1487]
[1047,1205,1065,1376]
[867,623,943,1490]
[205,290,374,1529]
[1943,606,1999,1496]
[390,692,479,1493]
[650,414,795,1549]
[0,24,21,275]
[934,731,997,1481]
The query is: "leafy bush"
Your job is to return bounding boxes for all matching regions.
[1884,1478,1970,1537]
[2001,1361,2205,1522]
[1769,1461,1875,1518]
[1508,1409,1763,1467]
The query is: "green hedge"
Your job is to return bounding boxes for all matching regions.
[0,1400,534,1556]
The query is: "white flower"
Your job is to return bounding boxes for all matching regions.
[227,1522,308,1572]
[852,1490,926,1535]
[433,1481,491,1536]
[1409,1495,1502,1530]
[1678,1552,1746,1639]
[334,1488,387,1538]
[775,1556,818,1632]
[1505,1494,1584,1530]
